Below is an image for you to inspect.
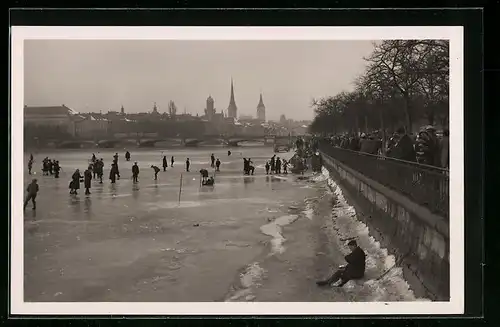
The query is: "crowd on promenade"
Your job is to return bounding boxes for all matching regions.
[320,125,449,169]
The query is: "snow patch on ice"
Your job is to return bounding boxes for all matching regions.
[225,262,266,302]
[260,215,299,255]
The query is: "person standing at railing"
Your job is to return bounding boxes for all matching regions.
[348,135,361,151]
[359,133,369,153]
[391,127,416,162]
[415,126,440,166]
[440,129,449,169]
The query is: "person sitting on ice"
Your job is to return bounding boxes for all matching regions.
[204,176,215,186]
[316,240,366,287]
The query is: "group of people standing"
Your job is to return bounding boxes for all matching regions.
[39,156,61,178]
[210,153,222,172]
[264,155,289,175]
[324,125,450,169]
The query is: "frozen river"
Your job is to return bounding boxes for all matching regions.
[22,146,423,302]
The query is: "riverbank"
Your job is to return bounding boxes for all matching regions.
[223,169,425,302]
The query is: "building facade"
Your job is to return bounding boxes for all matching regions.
[70,114,111,138]
[24,104,78,128]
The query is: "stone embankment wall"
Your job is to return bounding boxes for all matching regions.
[320,151,450,301]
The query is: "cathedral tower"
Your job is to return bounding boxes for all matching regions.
[205,95,215,121]
[227,78,238,119]
[256,93,266,122]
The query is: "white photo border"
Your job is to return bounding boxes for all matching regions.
[10,26,464,315]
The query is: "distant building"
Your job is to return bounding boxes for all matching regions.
[239,114,253,121]
[120,105,125,115]
[70,114,110,138]
[227,78,238,119]
[256,93,266,122]
[24,104,78,128]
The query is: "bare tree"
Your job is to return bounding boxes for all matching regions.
[311,39,449,137]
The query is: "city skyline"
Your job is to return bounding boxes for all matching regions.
[24,40,375,121]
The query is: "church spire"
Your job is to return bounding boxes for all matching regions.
[257,92,266,122]
[230,78,235,104]
[227,77,238,119]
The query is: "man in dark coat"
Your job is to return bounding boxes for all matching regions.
[28,159,33,175]
[171,156,175,167]
[210,154,215,168]
[276,157,282,174]
[48,159,54,175]
[109,164,118,184]
[215,158,221,172]
[24,178,39,210]
[70,169,83,195]
[440,129,449,169]
[84,165,92,195]
[185,158,190,172]
[270,155,276,174]
[96,159,104,183]
[316,240,366,287]
[132,162,140,183]
[53,161,61,178]
[163,156,168,171]
[415,126,439,165]
[392,127,416,162]
[125,151,131,161]
[243,158,249,175]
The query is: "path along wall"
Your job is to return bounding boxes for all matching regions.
[320,151,450,301]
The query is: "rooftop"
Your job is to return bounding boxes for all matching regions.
[24,105,79,116]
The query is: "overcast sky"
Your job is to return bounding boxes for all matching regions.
[24,40,375,121]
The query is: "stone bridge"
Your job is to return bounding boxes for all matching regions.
[184,135,296,147]
[53,135,297,149]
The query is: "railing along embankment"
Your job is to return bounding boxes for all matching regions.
[319,141,450,301]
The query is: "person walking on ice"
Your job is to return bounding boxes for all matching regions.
[211,154,215,168]
[215,158,221,172]
[163,156,168,171]
[24,178,39,210]
[84,165,92,195]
